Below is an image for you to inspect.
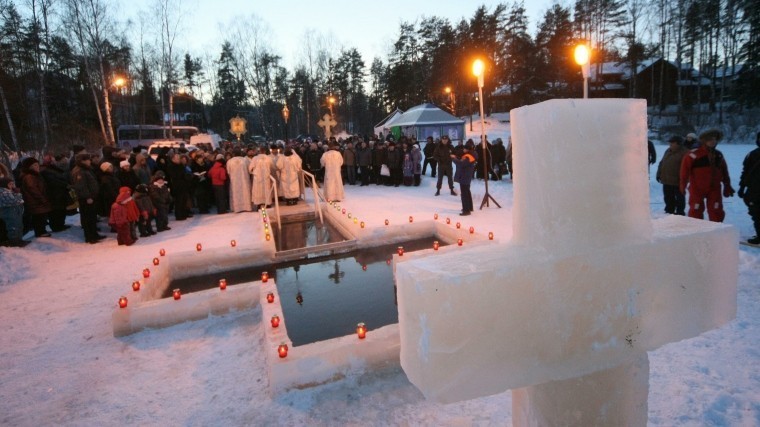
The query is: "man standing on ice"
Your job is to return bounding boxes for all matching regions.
[451,141,476,215]
[738,131,760,244]
[680,129,735,222]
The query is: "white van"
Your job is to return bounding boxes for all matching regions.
[147,140,199,160]
[190,133,221,152]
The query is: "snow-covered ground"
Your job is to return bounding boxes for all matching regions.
[1,136,758,425]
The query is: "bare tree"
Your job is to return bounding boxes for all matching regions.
[153,0,184,138]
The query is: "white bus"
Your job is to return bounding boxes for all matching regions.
[116,125,200,149]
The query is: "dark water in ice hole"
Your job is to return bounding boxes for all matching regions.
[271,213,346,251]
[167,237,445,346]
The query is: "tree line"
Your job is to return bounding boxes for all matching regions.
[1,0,758,156]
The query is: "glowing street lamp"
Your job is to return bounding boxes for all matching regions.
[472,59,501,210]
[444,86,456,115]
[574,44,590,99]
[328,96,336,116]
[282,104,290,141]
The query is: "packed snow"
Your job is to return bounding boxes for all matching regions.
[1,119,758,425]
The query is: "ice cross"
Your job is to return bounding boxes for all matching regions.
[317,114,337,139]
[395,99,738,426]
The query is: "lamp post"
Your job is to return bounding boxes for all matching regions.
[444,86,456,115]
[472,59,501,210]
[574,44,590,99]
[282,104,290,142]
[328,95,336,117]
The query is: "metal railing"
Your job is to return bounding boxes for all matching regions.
[300,170,324,224]
[268,175,281,233]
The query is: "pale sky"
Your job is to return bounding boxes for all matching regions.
[126,0,553,68]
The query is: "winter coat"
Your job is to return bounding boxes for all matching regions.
[149,181,172,209]
[109,194,130,226]
[133,190,155,219]
[20,170,52,215]
[656,144,688,186]
[116,169,139,190]
[402,153,414,177]
[226,156,252,212]
[320,149,345,201]
[70,163,99,201]
[208,161,228,186]
[356,146,372,167]
[680,146,732,196]
[249,154,276,206]
[423,141,437,159]
[739,146,760,205]
[452,153,476,186]
[386,147,402,169]
[277,152,302,199]
[343,147,357,166]
[411,146,423,174]
[305,147,322,173]
[372,147,387,168]
[0,187,24,208]
[98,172,121,217]
[433,143,454,170]
[40,163,70,210]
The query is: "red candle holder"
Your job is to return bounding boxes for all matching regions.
[457,238,463,246]
[271,314,280,328]
[263,217,268,223]
[408,216,413,223]
[357,322,367,339]
[219,278,227,290]
[261,271,269,283]
[173,289,181,300]
[196,243,202,252]
[266,292,275,303]
[360,221,365,229]
[397,246,404,256]
[384,219,389,226]
[362,265,367,271]
[142,268,150,278]
[153,257,160,266]
[265,233,271,241]
[434,213,438,220]
[278,343,288,358]
[342,208,346,215]
[433,241,439,251]
[488,232,494,240]
[469,226,475,234]
[132,281,141,291]
[446,217,451,225]
[159,248,166,256]
[456,222,461,229]
[386,259,391,265]
[230,239,237,247]
[117,296,128,309]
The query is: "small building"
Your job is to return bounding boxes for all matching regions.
[389,103,466,143]
[373,108,403,139]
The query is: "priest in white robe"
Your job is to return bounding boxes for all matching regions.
[226,151,252,212]
[320,143,344,202]
[276,148,302,205]
[249,146,276,209]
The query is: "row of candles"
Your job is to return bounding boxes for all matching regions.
[273,323,368,359]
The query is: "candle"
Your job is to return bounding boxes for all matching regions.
[159,248,166,256]
[196,243,202,252]
[434,213,438,220]
[386,259,391,265]
[488,232,494,240]
[408,216,413,223]
[173,289,181,300]
[266,292,275,303]
[118,296,128,308]
[360,221,365,229]
[433,241,439,251]
[457,238,463,246]
[348,213,352,219]
[278,343,288,358]
[469,226,475,234]
[353,217,358,224]
[362,265,367,271]
[132,281,140,291]
[219,278,227,290]
[384,219,389,226]
[142,268,150,278]
[153,257,160,266]
[446,217,451,225]
[356,322,367,339]
[261,271,269,283]
[271,314,280,328]
[265,233,271,241]
[456,222,461,229]
[230,239,237,247]
[397,246,404,256]
[342,208,346,214]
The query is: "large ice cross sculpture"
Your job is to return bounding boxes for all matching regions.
[318,113,337,139]
[395,99,738,426]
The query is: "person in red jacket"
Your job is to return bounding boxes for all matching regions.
[680,129,735,222]
[109,190,135,246]
[208,155,228,214]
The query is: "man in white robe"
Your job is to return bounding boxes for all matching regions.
[276,148,302,205]
[249,146,276,209]
[320,143,344,202]
[226,151,252,212]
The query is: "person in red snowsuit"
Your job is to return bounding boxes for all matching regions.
[679,129,735,222]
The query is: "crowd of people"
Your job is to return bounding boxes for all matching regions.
[655,130,760,244]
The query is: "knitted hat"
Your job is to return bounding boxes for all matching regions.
[100,162,113,172]
[119,160,131,168]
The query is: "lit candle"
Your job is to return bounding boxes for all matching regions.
[433,241,439,251]
[409,216,413,223]
[173,289,181,300]
[278,343,288,358]
[397,246,404,256]
[153,257,160,266]
[219,278,227,290]
[132,281,140,291]
[118,296,128,308]
[196,243,202,252]
[261,271,269,283]
[353,217,358,224]
[446,217,451,225]
[469,226,475,234]
[159,248,166,256]
[266,292,275,303]
[348,213,352,219]
[457,238,463,246]
[386,259,391,265]
[357,322,367,339]
[362,265,367,271]
[456,222,461,229]
[434,213,438,220]
[264,223,269,229]
[265,234,271,241]
[360,221,365,228]
[271,314,280,328]
[230,239,237,247]
[342,208,346,214]
[262,210,267,216]
[142,268,150,278]
[384,219,389,226]
[263,217,268,223]
[488,232,494,240]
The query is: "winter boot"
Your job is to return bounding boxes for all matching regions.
[435,189,440,196]
[450,189,458,196]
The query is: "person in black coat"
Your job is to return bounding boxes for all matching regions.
[19,158,52,237]
[738,131,760,244]
[40,155,71,232]
[433,136,456,196]
[98,162,121,218]
[70,153,104,243]
[451,142,476,216]
[422,136,437,177]
[386,142,402,186]
[165,153,191,220]
[491,138,507,180]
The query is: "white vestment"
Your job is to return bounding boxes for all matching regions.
[320,149,344,202]
[225,156,252,212]
[276,152,302,199]
[248,154,275,206]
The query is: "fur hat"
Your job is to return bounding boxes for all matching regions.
[134,184,149,194]
[100,162,113,172]
[686,133,697,140]
[152,171,165,181]
[699,129,723,142]
[119,160,131,169]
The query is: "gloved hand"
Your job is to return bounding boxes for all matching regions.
[738,187,746,198]
[724,185,735,198]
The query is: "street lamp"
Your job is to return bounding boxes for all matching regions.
[574,44,590,99]
[328,95,336,117]
[444,86,456,115]
[282,104,290,142]
[472,59,501,210]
